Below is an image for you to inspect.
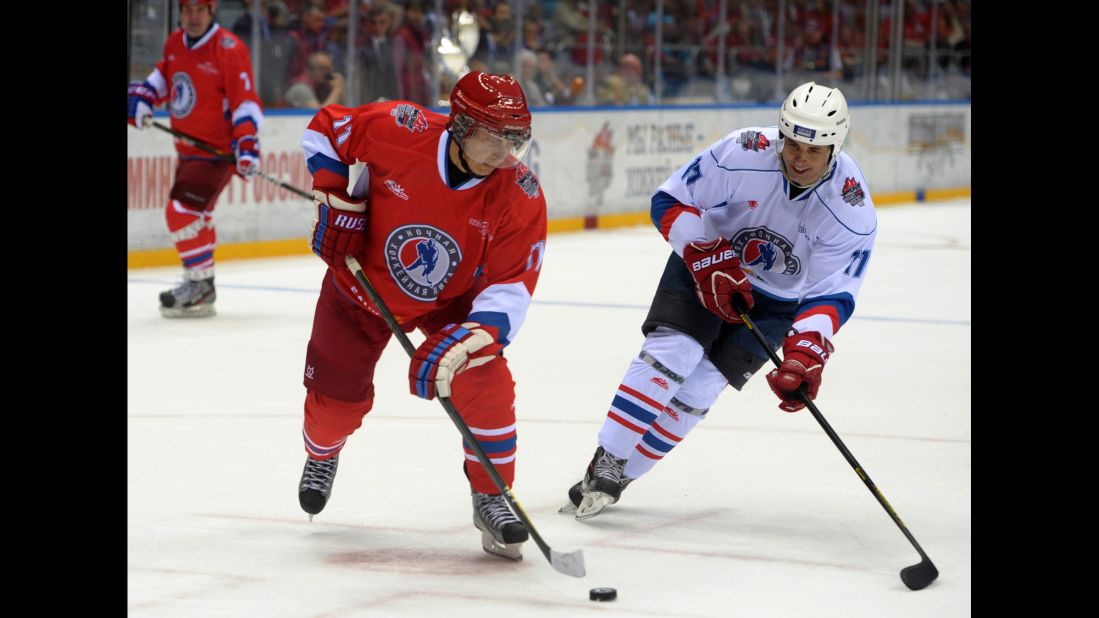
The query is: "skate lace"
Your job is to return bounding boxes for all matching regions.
[301,457,338,491]
[478,493,519,527]
[172,280,200,300]
[172,279,212,303]
[595,451,625,483]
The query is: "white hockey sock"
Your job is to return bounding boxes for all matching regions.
[622,357,727,480]
[597,328,704,459]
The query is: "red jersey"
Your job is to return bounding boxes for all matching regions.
[147,23,263,159]
[302,101,548,346]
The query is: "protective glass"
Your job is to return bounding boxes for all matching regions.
[461,126,531,169]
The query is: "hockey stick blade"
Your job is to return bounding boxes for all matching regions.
[731,298,940,591]
[900,559,939,591]
[550,548,585,578]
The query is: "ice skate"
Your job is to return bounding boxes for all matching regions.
[298,455,339,521]
[572,447,633,520]
[159,271,216,318]
[472,491,528,560]
[558,480,586,514]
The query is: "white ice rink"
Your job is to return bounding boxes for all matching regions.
[128,199,971,617]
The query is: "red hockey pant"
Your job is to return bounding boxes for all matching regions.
[301,272,518,495]
[165,159,234,272]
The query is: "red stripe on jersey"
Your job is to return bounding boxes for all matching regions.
[635,443,663,460]
[607,411,646,434]
[659,205,700,240]
[796,305,841,333]
[650,421,683,443]
[618,384,664,412]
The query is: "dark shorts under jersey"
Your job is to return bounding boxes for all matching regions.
[641,251,798,390]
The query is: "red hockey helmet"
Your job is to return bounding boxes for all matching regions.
[448,72,532,167]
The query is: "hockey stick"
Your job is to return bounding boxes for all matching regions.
[343,255,586,578]
[148,120,313,200]
[732,299,938,591]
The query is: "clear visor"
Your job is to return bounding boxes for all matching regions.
[460,126,532,169]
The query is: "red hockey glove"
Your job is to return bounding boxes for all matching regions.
[766,331,834,412]
[682,238,754,322]
[410,323,502,400]
[310,189,368,268]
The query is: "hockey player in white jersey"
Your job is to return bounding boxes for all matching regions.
[563,82,877,519]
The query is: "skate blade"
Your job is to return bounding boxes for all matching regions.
[576,492,616,520]
[159,304,217,318]
[480,531,523,561]
[558,501,578,514]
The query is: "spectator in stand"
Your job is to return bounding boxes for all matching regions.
[534,48,574,106]
[232,0,299,107]
[286,50,346,108]
[597,53,653,106]
[935,0,968,72]
[472,18,517,76]
[355,4,402,102]
[789,18,838,76]
[834,23,864,83]
[552,0,587,56]
[325,13,347,70]
[521,19,543,52]
[516,49,547,106]
[728,19,768,70]
[396,0,431,106]
[292,5,332,77]
[320,0,349,26]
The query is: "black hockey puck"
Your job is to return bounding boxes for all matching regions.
[589,587,617,602]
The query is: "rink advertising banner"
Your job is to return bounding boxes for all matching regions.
[128,104,970,254]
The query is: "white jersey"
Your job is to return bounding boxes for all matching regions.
[652,126,876,342]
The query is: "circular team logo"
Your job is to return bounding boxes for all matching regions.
[170,72,197,119]
[385,225,462,301]
[731,227,801,275]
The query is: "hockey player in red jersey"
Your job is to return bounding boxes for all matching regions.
[127,0,263,317]
[296,72,547,561]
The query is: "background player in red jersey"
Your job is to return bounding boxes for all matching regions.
[128,0,263,317]
[295,72,547,562]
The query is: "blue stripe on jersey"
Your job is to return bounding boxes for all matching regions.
[464,435,517,454]
[641,431,675,453]
[467,311,512,346]
[307,152,350,178]
[611,395,658,426]
[232,116,256,130]
[650,190,681,229]
[709,148,781,173]
[811,192,876,236]
[799,293,855,328]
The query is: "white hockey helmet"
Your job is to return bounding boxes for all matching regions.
[778,82,850,167]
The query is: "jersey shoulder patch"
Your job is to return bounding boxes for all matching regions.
[364,101,445,141]
[511,162,541,199]
[711,127,780,170]
[812,155,876,235]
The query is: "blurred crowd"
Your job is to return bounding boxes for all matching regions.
[134,0,972,108]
